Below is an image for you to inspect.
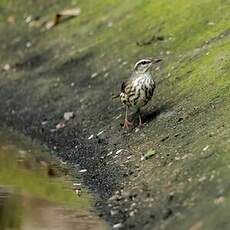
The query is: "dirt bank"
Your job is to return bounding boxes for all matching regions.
[0,0,230,229]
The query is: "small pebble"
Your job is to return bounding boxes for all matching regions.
[110,209,118,216]
[88,134,94,140]
[198,176,206,182]
[91,72,98,79]
[208,21,215,26]
[107,21,113,27]
[79,169,87,173]
[214,196,225,205]
[115,114,122,120]
[112,223,123,229]
[26,41,32,48]
[166,50,171,55]
[56,122,65,129]
[75,189,82,196]
[64,111,74,121]
[107,151,113,156]
[73,183,82,187]
[18,150,27,156]
[7,16,16,24]
[25,16,32,24]
[115,149,123,154]
[3,64,11,71]
[129,211,135,217]
[135,128,140,133]
[41,120,48,125]
[97,130,104,136]
[60,160,67,165]
[203,145,209,151]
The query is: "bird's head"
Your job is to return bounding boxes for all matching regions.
[134,58,162,74]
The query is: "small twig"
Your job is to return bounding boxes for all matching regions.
[46,7,81,29]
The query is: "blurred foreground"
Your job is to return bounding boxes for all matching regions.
[0,128,107,230]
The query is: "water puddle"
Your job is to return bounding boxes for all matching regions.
[0,128,108,230]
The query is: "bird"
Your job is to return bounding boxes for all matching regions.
[116,58,161,128]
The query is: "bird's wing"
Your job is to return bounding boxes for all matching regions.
[112,80,130,99]
[121,81,127,93]
[121,80,132,94]
[121,71,137,93]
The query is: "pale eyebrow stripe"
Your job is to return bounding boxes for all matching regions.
[134,59,151,69]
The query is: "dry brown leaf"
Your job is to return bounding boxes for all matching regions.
[7,16,16,24]
[59,8,81,16]
[189,221,203,230]
[46,7,81,29]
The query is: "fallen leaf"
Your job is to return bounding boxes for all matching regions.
[143,149,156,160]
[7,16,16,24]
[46,7,81,29]
[3,64,11,71]
[214,196,225,205]
[189,221,203,230]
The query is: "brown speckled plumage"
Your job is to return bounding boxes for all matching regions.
[119,58,158,128]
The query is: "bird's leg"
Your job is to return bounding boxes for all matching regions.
[123,106,132,129]
[138,108,144,127]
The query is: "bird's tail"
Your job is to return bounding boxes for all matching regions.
[112,94,120,99]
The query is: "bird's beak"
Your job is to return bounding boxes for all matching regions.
[151,58,162,64]
[147,59,162,72]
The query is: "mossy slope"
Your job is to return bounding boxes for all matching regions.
[0,0,229,229]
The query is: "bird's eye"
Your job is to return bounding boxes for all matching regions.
[141,61,147,65]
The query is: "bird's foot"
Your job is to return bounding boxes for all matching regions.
[138,114,144,128]
[123,119,132,129]
[139,121,144,128]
